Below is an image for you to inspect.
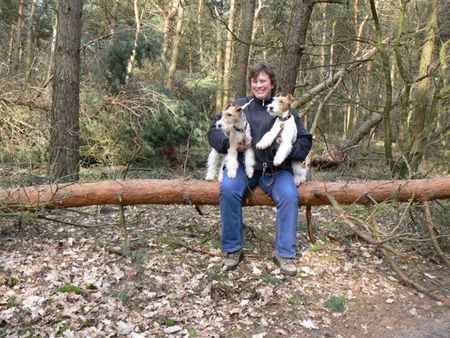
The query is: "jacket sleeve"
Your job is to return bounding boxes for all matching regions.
[289,112,312,161]
[207,113,230,154]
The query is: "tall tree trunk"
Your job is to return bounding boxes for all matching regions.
[215,20,224,110]
[25,0,38,80]
[11,0,26,72]
[48,0,84,183]
[432,41,449,154]
[222,0,236,104]
[197,0,204,66]
[47,14,58,81]
[232,0,256,98]
[165,1,184,89]
[278,0,315,94]
[369,0,393,163]
[7,24,15,67]
[162,0,181,63]
[319,3,328,83]
[394,0,412,155]
[406,0,439,172]
[125,0,141,84]
[249,0,264,60]
[328,19,337,133]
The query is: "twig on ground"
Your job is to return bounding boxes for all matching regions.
[423,200,450,267]
[36,214,100,228]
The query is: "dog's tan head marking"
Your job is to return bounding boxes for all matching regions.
[216,103,244,132]
[268,93,294,115]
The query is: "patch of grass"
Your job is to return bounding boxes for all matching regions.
[57,324,70,336]
[207,264,227,282]
[350,206,369,218]
[130,249,146,264]
[108,284,133,307]
[309,243,324,252]
[10,276,20,286]
[80,319,94,329]
[59,284,83,295]
[55,315,70,323]
[324,295,346,313]
[265,275,283,286]
[287,296,303,307]
[187,328,198,337]
[299,222,318,233]
[321,221,336,231]
[6,295,18,309]
[157,316,177,326]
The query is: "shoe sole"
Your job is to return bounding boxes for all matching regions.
[273,256,297,276]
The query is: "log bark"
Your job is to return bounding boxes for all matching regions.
[0,176,449,211]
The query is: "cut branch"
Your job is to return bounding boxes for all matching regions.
[0,176,449,211]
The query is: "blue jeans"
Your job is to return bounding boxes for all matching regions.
[220,163,299,258]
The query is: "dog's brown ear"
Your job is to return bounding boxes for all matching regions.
[224,103,231,110]
[235,105,242,112]
[275,92,283,97]
[286,94,294,101]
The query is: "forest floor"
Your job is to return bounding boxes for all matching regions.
[0,164,449,337]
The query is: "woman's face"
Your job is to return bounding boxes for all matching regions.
[251,72,274,100]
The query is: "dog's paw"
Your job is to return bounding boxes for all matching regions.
[273,154,286,167]
[228,170,237,179]
[273,158,284,166]
[255,141,268,150]
[205,174,215,181]
[246,168,254,178]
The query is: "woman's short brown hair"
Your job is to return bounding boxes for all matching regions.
[248,62,278,96]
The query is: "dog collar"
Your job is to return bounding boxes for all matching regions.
[279,113,292,122]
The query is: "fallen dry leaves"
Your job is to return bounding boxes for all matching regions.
[0,203,449,337]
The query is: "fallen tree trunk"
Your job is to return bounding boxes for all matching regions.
[0,176,449,211]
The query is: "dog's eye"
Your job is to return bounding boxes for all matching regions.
[226,113,232,117]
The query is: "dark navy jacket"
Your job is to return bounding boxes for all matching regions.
[207,95,312,173]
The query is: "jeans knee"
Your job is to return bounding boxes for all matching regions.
[220,180,245,201]
[278,187,298,206]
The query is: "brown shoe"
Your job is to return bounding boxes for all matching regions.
[273,254,297,276]
[224,250,243,270]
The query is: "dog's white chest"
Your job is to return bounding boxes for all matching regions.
[275,117,297,143]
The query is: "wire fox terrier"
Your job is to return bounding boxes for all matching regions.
[205,103,255,182]
[256,93,308,185]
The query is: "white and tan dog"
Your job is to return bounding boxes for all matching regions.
[256,93,307,185]
[205,103,255,182]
